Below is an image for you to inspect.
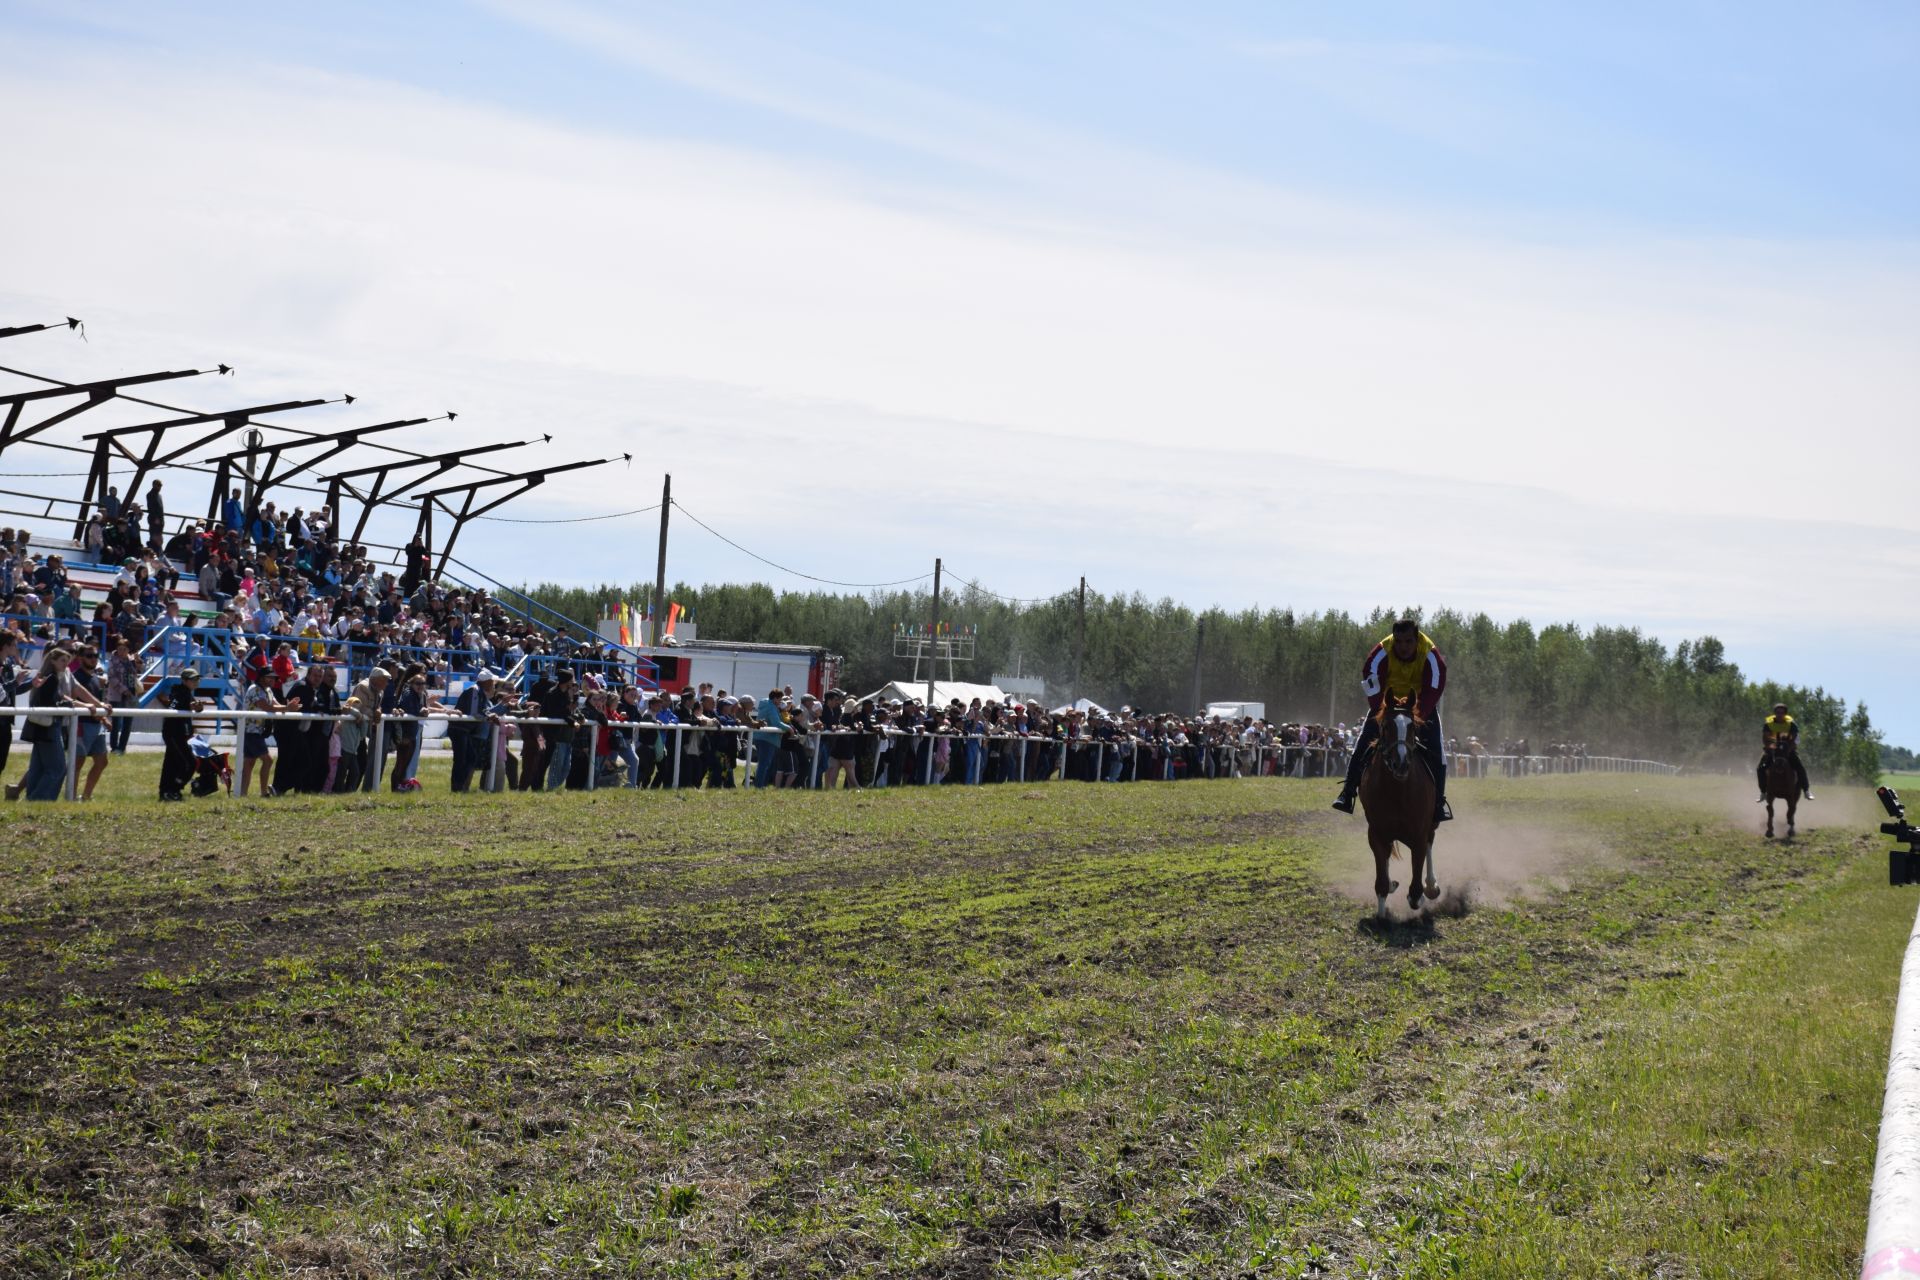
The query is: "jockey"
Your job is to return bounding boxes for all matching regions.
[1757,701,1814,802]
[1332,618,1451,822]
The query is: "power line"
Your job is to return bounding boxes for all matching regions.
[672,499,935,590]
[474,502,662,524]
[945,568,1077,606]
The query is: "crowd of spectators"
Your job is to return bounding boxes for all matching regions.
[458,685,1363,793]
[2,636,1657,805]
[3,503,640,695]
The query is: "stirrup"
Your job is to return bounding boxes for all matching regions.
[1434,798,1454,823]
[1803,790,1815,800]
[1330,793,1355,814]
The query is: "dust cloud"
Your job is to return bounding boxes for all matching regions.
[1322,812,1597,922]
[1694,772,1883,840]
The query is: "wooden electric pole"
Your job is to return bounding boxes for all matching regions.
[1071,576,1086,704]
[926,558,942,708]
[1190,616,1206,712]
[651,474,671,646]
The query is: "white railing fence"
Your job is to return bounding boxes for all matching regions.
[1,706,1680,801]
[1865,896,1920,1280]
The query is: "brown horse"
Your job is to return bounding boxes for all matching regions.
[1762,749,1798,840]
[1359,696,1441,919]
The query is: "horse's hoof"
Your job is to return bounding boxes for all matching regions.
[1425,884,1442,900]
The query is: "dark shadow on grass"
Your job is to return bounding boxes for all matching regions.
[1356,911,1440,948]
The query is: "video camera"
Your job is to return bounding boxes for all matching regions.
[1878,787,1920,885]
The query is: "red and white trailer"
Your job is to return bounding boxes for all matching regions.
[633,638,840,700]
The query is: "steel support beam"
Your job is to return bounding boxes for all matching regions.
[201,413,451,523]
[326,434,549,547]
[412,452,628,579]
[75,394,347,535]
[0,368,218,458]
[0,317,81,340]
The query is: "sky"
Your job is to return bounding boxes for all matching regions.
[1,1,1916,742]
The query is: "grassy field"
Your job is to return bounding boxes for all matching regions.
[0,764,1907,1277]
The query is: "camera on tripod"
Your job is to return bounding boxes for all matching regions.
[1878,787,1920,885]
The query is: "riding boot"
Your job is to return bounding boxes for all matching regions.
[1432,761,1453,823]
[1794,756,1814,800]
[1756,762,1768,803]
[1331,742,1367,813]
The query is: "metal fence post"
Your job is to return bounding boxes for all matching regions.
[671,724,683,789]
[485,720,500,793]
[63,709,81,802]
[368,718,385,793]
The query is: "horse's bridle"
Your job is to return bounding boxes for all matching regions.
[1377,702,1419,781]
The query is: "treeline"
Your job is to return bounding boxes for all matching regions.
[520,579,1885,783]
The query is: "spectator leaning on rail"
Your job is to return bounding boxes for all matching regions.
[1330,618,1451,823]
[537,667,581,792]
[66,643,115,801]
[158,666,206,802]
[0,630,32,782]
[448,669,501,793]
[12,645,75,801]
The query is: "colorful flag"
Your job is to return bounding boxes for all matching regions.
[666,601,682,638]
[617,602,631,647]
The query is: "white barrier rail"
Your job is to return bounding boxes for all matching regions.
[1866,897,1920,1280]
[0,706,1681,801]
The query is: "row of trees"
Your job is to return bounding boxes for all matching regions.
[521,579,1885,783]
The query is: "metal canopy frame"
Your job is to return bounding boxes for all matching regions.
[0,317,81,340]
[75,393,347,534]
[0,368,222,457]
[324,434,551,547]
[202,413,453,523]
[413,452,628,579]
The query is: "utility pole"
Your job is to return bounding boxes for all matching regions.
[652,474,671,646]
[1190,616,1206,712]
[1328,635,1338,727]
[1071,576,1086,704]
[926,558,942,709]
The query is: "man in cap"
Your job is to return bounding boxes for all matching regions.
[539,667,579,791]
[450,670,500,793]
[342,666,389,793]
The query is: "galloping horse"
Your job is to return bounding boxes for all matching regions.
[1761,748,1798,840]
[1359,695,1441,919]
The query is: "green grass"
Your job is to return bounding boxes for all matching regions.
[0,767,1904,1277]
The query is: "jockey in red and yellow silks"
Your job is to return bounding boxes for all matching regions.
[1334,619,1452,822]
[1757,702,1813,802]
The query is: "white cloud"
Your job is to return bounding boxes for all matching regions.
[1,36,1915,738]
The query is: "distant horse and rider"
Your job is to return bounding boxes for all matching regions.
[1758,701,1813,840]
[1332,619,1450,918]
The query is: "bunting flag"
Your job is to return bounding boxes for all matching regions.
[666,601,682,638]
[617,602,631,647]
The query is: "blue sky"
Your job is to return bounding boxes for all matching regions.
[2,1,1916,742]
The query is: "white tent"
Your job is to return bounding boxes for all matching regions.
[864,679,1015,708]
[1052,697,1109,716]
